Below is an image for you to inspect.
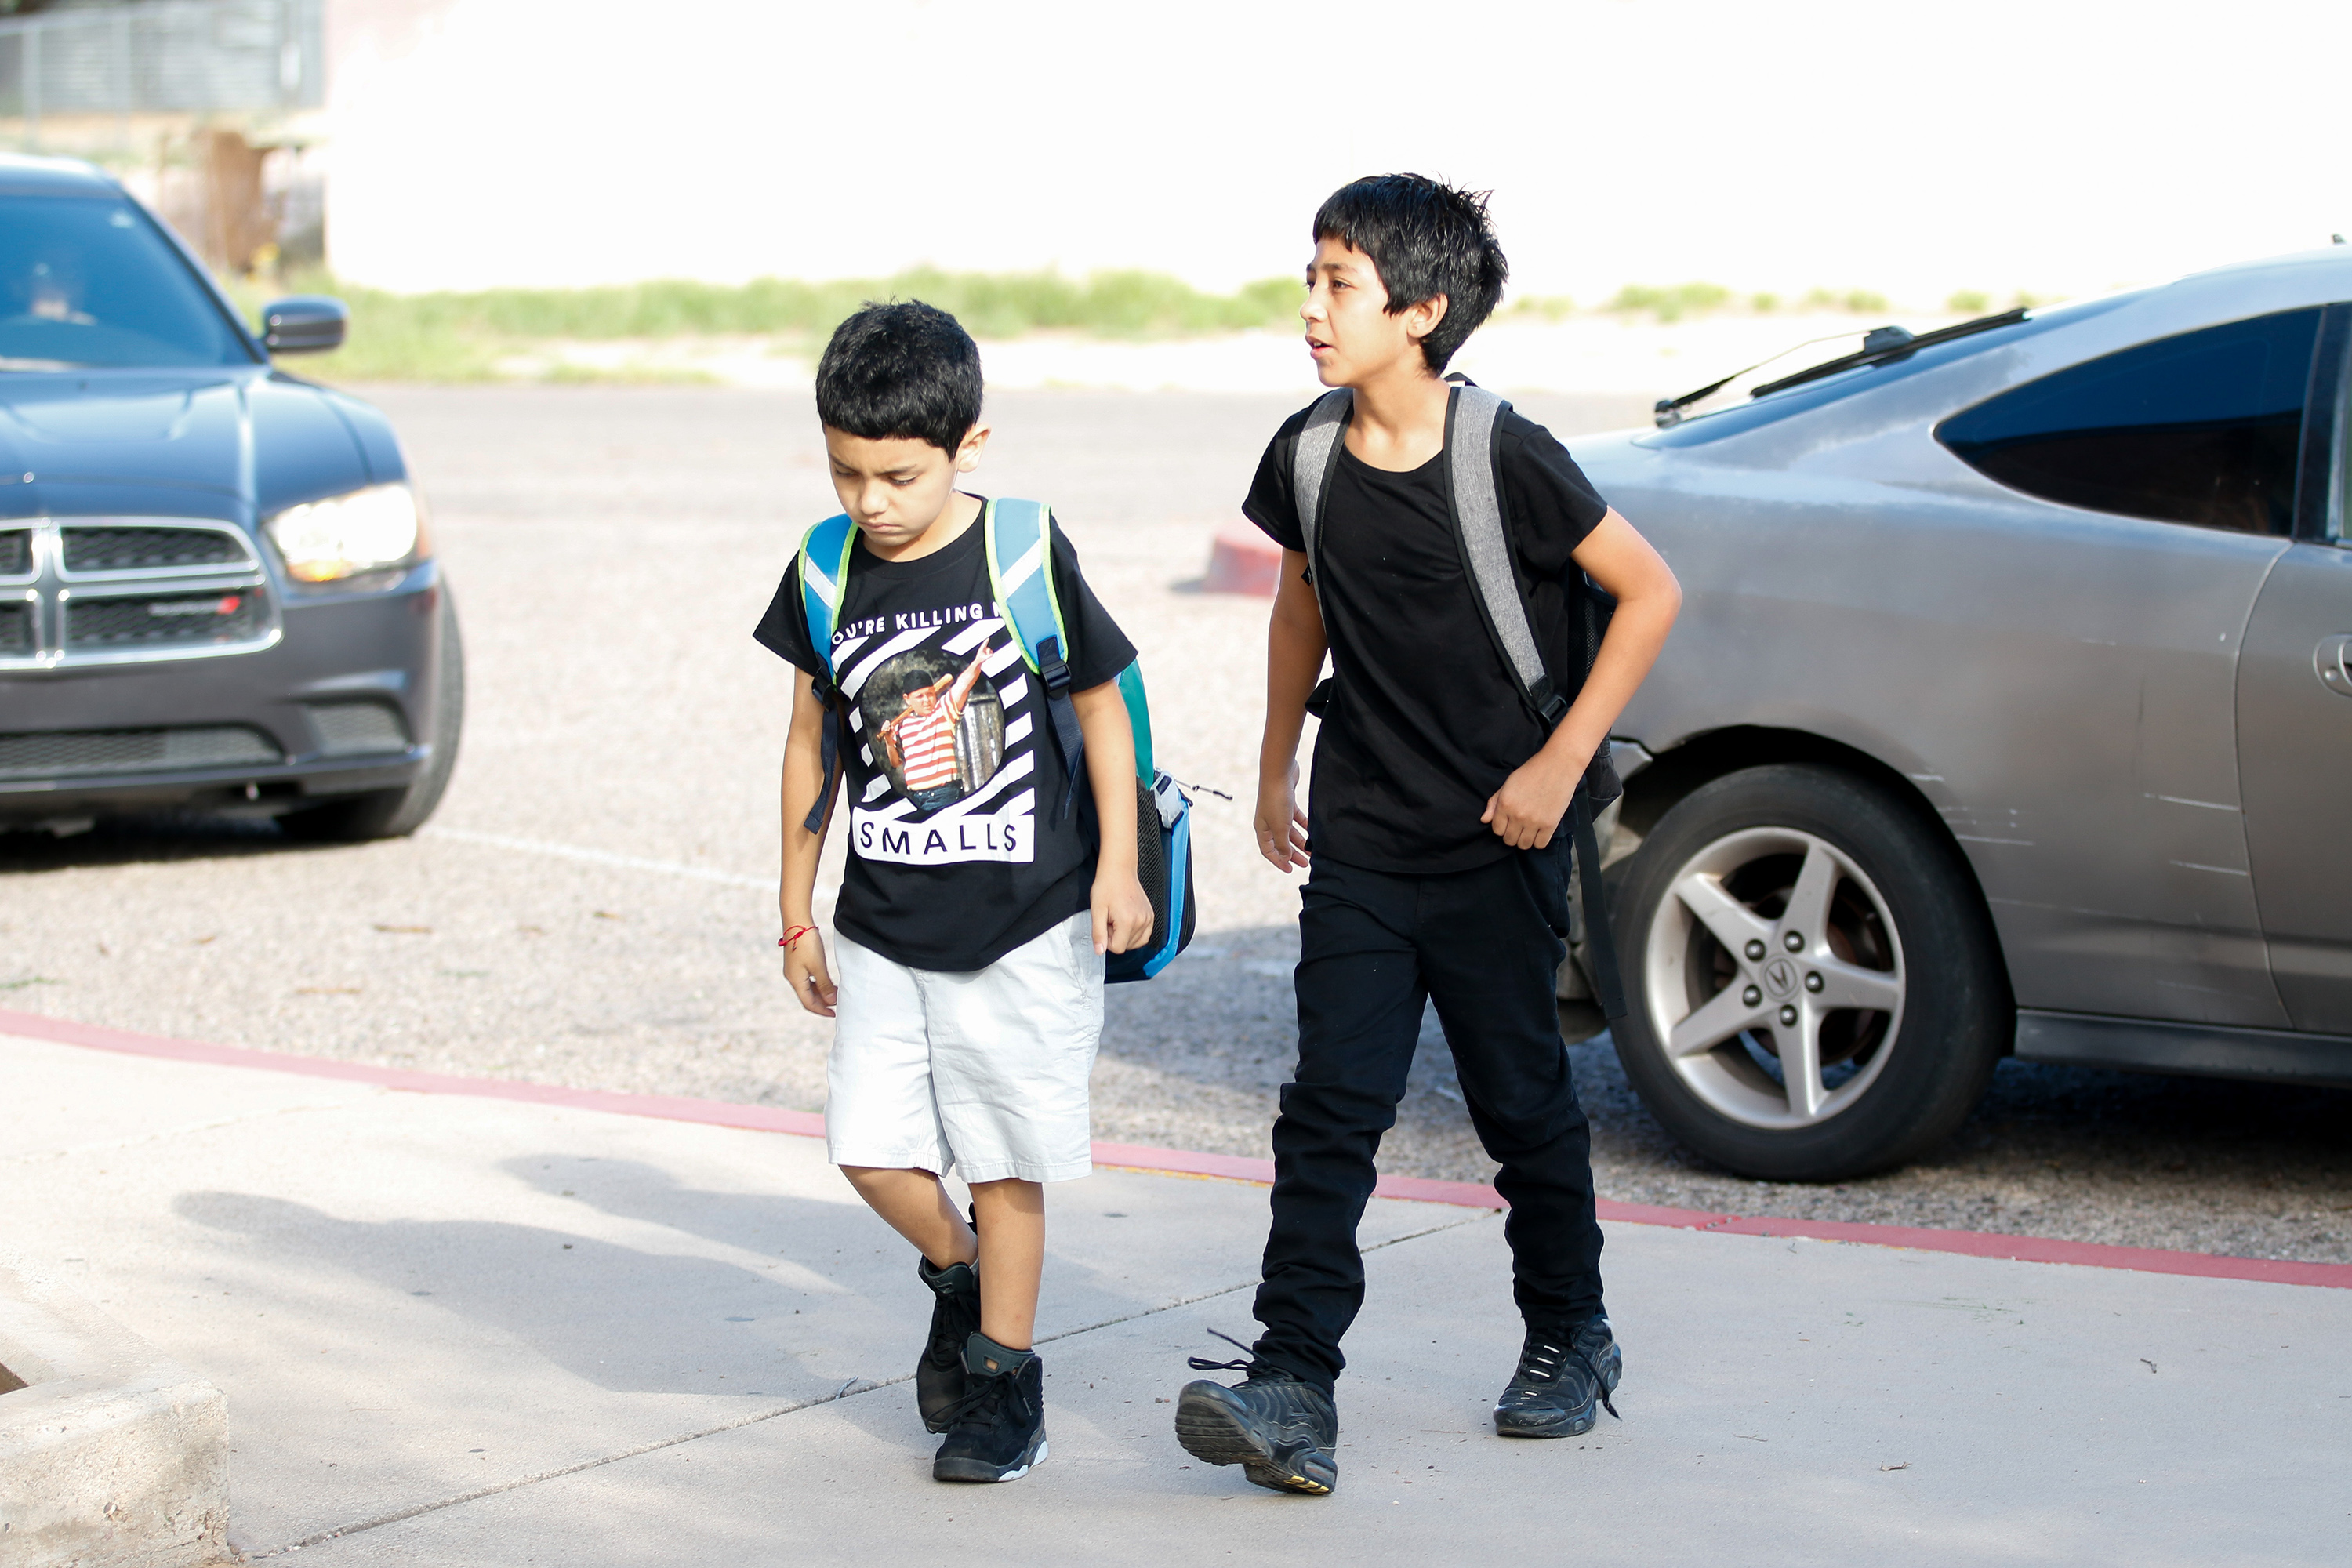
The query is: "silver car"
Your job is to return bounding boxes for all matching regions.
[1566,249,2352,1180]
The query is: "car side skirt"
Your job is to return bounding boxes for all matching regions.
[2015,1009,2352,1089]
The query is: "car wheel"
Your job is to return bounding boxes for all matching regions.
[281,586,466,843]
[1610,764,2005,1181]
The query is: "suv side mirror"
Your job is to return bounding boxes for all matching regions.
[260,296,348,354]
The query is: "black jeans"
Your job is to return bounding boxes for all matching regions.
[1249,846,1606,1392]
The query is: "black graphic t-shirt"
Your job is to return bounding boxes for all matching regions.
[753,503,1136,972]
[1243,405,1609,875]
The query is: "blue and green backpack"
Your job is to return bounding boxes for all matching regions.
[796,498,1195,983]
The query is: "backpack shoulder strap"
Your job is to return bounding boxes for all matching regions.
[797,512,858,677]
[1445,384,1568,728]
[981,498,1065,678]
[983,498,1089,818]
[793,513,858,833]
[1290,388,1353,583]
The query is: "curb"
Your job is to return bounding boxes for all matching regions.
[0,1253,227,1568]
[1200,520,1281,596]
[9,1006,2349,1292]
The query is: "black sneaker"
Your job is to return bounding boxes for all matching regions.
[1174,1333,1338,1495]
[1493,1316,1622,1439]
[915,1257,982,1433]
[932,1333,1046,1483]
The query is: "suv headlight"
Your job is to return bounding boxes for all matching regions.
[266,484,428,585]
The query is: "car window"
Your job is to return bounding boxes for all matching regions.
[1936,308,2321,535]
[2333,318,2352,544]
[0,194,255,370]
[1635,295,2138,449]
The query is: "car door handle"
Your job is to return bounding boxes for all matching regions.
[2320,634,2352,698]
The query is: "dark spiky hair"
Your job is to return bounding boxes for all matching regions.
[815,300,982,453]
[1313,174,1508,372]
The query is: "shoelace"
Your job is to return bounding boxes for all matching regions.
[938,1363,1033,1432]
[1185,1327,1260,1374]
[1517,1338,1620,1420]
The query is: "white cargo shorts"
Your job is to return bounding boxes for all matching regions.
[826,912,1104,1185]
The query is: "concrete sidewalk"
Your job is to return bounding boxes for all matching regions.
[5,1029,2346,1566]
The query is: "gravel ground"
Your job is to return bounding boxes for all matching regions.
[5,385,2347,1265]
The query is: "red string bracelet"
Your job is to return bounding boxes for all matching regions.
[779,925,818,949]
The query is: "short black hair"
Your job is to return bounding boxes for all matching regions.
[815,301,982,453]
[1313,175,1508,372]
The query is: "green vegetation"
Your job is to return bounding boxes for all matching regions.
[1599,283,1914,324]
[224,267,1307,382]
[219,267,1968,383]
[1507,293,1577,321]
[1606,281,1732,322]
[1946,289,2056,317]
[1799,287,1890,315]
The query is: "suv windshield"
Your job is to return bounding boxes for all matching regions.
[0,194,256,370]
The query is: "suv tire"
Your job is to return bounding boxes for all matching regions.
[281,586,465,843]
[1612,763,2005,1180]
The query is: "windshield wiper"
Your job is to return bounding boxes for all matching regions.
[1653,307,2031,427]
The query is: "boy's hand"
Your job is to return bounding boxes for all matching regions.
[782,930,838,1018]
[1483,746,1586,851]
[1255,762,1311,872]
[1091,869,1156,956]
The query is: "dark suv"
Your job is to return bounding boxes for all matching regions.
[0,154,459,840]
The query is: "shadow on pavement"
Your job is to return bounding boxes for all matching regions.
[172,1186,898,1400]
[0,813,337,873]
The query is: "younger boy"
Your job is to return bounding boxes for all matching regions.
[1174,176,1682,1494]
[756,302,1153,1483]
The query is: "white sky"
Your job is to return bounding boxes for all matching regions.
[326,0,2352,304]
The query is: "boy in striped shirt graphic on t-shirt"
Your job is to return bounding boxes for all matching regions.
[877,637,994,808]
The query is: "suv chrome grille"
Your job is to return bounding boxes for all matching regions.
[61,525,251,574]
[0,725,281,779]
[0,517,275,668]
[67,590,270,648]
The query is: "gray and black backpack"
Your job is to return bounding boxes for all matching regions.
[1290,379,1627,1020]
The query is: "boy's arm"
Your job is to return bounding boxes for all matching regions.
[1072,679,1154,956]
[779,668,841,1016]
[1256,549,1327,872]
[1483,510,1682,850]
[944,637,993,717]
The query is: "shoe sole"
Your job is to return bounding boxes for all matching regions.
[1494,1402,1599,1439]
[934,1434,1046,1483]
[1174,1385,1335,1496]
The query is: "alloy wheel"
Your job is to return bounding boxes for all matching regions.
[1640,826,1906,1129]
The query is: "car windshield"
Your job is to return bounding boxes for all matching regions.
[1636,294,2140,448]
[0,194,255,370]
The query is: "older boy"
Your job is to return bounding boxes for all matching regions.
[757,302,1152,1483]
[1174,176,1682,1494]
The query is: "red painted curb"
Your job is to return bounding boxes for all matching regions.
[1201,519,1281,597]
[1,1007,829,1139]
[9,1007,2349,1291]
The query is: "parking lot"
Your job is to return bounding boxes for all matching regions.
[4,384,2347,1263]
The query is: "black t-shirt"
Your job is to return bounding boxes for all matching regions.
[1243,403,1610,874]
[753,502,1136,971]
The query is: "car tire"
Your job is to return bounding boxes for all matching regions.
[1611,764,2005,1181]
[281,586,465,843]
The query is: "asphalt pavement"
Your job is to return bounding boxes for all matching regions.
[9,1025,2347,1567]
[1,386,2347,1261]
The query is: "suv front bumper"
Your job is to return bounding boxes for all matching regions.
[0,566,446,826]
